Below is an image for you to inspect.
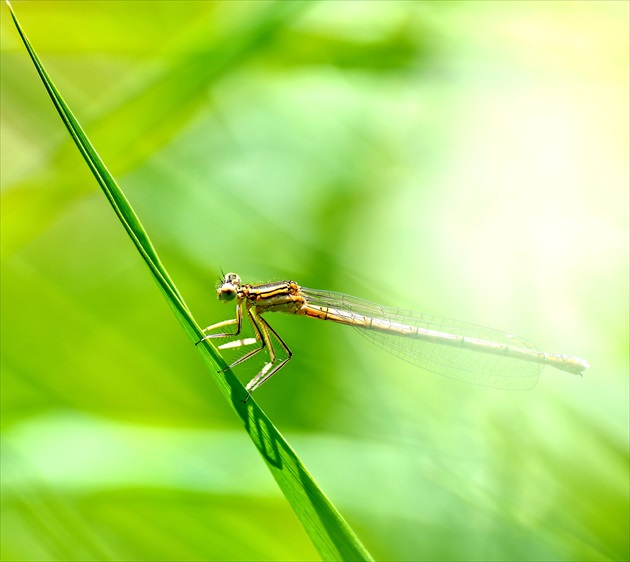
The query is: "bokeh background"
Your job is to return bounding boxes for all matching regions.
[2,1,628,561]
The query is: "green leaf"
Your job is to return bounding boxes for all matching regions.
[6,2,373,560]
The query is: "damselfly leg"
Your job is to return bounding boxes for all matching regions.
[197,302,293,400]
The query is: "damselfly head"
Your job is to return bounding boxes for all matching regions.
[217,272,241,302]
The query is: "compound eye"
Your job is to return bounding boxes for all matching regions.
[218,285,237,302]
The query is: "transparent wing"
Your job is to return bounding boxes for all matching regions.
[302,287,542,390]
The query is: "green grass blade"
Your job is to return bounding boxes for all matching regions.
[6,2,374,560]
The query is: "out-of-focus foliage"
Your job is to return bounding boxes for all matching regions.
[1,1,628,561]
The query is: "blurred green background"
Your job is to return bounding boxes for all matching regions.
[1,1,628,561]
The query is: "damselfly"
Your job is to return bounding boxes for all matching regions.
[198,272,589,399]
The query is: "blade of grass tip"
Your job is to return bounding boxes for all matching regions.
[7,3,375,561]
[6,2,184,308]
